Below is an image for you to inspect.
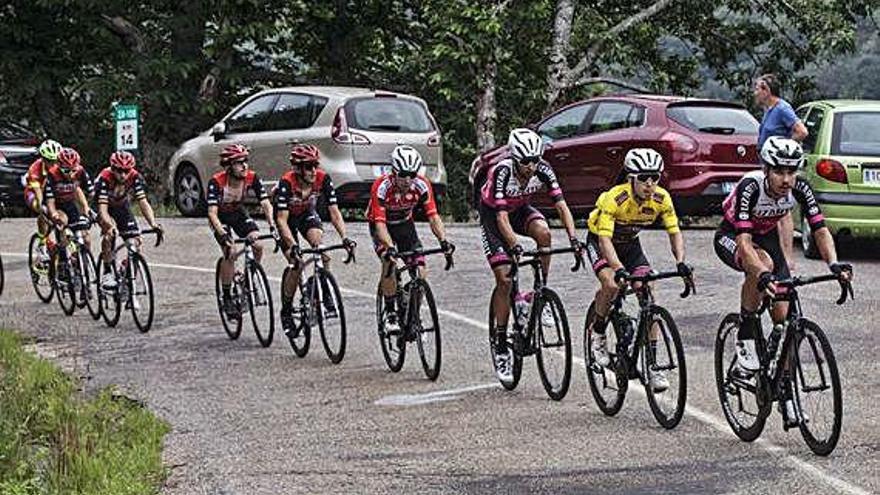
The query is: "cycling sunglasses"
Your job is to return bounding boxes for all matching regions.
[634,172,661,183]
[298,163,318,172]
[396,171,417,179]
[518,157,541,167]
[111,166,128,174]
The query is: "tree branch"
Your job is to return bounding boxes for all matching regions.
[100,15,147,55]
[570,76,651,94]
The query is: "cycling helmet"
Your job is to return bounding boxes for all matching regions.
[109,150,136,171]
[39,139,63,161]
[290,144,320,168]
[624,148,664,174]
[58,147,81,171]
[219,143,249,166]
[391,145,423,176]
[760,136,804,170]
[507,128,544,162]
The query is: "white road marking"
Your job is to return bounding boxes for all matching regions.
[2,252,870,494]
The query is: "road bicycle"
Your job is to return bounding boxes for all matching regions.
[49,219,100,319]
[96,228,163,331]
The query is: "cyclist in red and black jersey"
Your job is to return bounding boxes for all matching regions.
[24,139,62,265]
[207,143,277,319]
[94,151,164,288]
[275,144,355,336]
[45,147,94,251]
[367,145,454,333]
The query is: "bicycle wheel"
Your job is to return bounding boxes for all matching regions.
[316,269,346,364]
[642,306,687,429]
[97,256,121,327]
[715,312,771,442]
[282,267,310,357]
[376,285,405,372]
[534,288,572,401]
[0,252,4,297]
[128,253,155,333]
[793,319,842,456]
[410,279,441,381]
[584,301,627,416]
[246,262,274,348]
[28,233,54,303]
[215,257,242,340]
[487,286,522,390]
[80,250,101,320]
[54,253,76,316]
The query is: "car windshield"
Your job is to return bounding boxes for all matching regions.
[832,112,880,157]
[666,105,758,135]
[347,98,435,133]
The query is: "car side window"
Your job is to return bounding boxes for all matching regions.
[586,102,635,134]
[537,104,593,141]
[802,108,825,154]
[267,94,329,131]
[226,95,278,134]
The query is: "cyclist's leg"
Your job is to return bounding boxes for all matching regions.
[215,212,238,289]
[281,216,304,304]
[230,209,261,262]
[585,233,619,326]
[518,206,551,276]
[370,223,398,302]
[755,229,790,323]
[480,206,514,342]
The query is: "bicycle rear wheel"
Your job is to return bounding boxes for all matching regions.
[793,319,842,456]
[377,285,405,372]
[246,262,274,348]
[584,301,627,416]
[54,253,76,316]
[411,279,441,381]
[129,253,155,333]
[80,250,101,320]
[97,257,121,327]
[488,287,522,391]
[28,233,54,303]
[215,257,242,340]
[316,269,346,364]
[715,312,770,442]
[534,288,571,401]
[642,306,687,429]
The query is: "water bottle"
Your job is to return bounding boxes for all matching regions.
[766,323,784,377]
[514,291,533,328]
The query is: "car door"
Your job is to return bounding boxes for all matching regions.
[536,102,595,211]
[254,93,330,184]
[221,93,279,170]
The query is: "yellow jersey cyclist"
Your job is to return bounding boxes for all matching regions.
[24,139,63,266]
[585,148,691,392]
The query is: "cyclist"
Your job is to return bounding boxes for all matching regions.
[479,128,581,380]
[275,144,355,338]
[206,143,277,320]
[44,147,95,251]
[24,139,63,266]
[94,151,164,289]
[713,136,852,426]
[367,145,454,334]
[585,148,691,392]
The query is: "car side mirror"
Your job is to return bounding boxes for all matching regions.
[211,122,227,141]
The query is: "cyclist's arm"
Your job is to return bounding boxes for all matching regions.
[98,201,113,231]
[554,199,577,240]
[778,212,794,268]
[669,231,685,264]
[136,197,159,229]
[207,205,224,234]
[813,226,839,265]
[496,210,518,249]
[428,213,446,243]
[273,178,295,247]
[597,235,624,271]
[75,186,90,215]
[373,221,394,250]
[328,205,346,240]
[251,174,275,229]
[418,179,446,243]
[658,191,684,263]
[734,232,765,274]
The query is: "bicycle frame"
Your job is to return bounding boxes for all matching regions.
[384,246,453,334]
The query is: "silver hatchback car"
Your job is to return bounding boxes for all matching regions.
[168,86,446,216]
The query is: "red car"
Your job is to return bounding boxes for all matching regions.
[470,94,760,216]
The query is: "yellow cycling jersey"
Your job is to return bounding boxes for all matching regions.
[587,183,680,242]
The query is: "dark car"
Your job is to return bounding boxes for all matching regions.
[0,121,40,208]
[470,94,760,216]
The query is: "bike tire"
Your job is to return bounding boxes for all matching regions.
[28,233,54,303]
[534,288,572,401]
[714,312,770,442]
[97,256,121,327]
[411,279,441,381]
[488,286,522,391]
[377,284,405,372]
[584,301,627,416]
[281,267,310,357]
[246,262,274,348]
[642,306,687,429]
[80,250,102,320]
[54,252,76,316]
[129,253,155,333]
[0,252,4,297]
[793,319,842,456]
[316,269,346,364]
[215,257,242,340]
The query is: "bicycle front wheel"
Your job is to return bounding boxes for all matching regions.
[642,306,687,429]
[28,233,54,303]
[316,269,346,364]
[488,286,522,391]
[80,250,101,320]
[534,288,571,401]
[54,253,76,316]
[129,253,155,333]
[0,252,4,297]
[246,262,274,348]
[97,257,121,327]
[584,301,627,416]
[215,257,242,340]
[715,312,770,442]
[282,267,310,357]
[793,319,842,456]
[411,279,441,381]
[376,285,405,372]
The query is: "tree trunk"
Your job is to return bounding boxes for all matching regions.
[545,0,575,112]
[476,59,498,152]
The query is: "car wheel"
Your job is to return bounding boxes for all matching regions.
[175,164,207,217]
[801,214,820,259]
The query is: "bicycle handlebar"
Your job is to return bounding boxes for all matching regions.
[384,246,454,278]
[290,243,356,266]
[140,227,164,247]
[771,273,854,305]
[519,244,584,273]
[623,269,696,299]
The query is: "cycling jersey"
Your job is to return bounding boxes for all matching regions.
[720,170,824,235]
[479,159,563,211]
[587,183,680,242]
[366,174,438,225]
[274,169,336,217]
[206,170,268,213]
[24,158,50,191]
[44,164,92,204]
[94,167,147,208]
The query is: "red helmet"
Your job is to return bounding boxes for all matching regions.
[109,150,136,171]
[58,147,81,170]
[289,144,320,168]
[220,143,249,166]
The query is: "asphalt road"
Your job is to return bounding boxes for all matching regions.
[1,218,878,495]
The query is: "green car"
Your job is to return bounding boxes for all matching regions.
[794,100,880,258]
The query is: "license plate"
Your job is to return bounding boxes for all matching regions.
[863,168,880,185]
[373,165,392,177]
[720,181,736,194]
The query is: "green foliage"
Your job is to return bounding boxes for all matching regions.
[0,330,169,494]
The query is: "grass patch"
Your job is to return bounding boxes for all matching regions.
[0,330,169,494]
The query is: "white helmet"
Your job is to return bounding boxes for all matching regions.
[624,148,664,174]
[760,136,804,169]
[391,145,423,176]
[508,128,544,162]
